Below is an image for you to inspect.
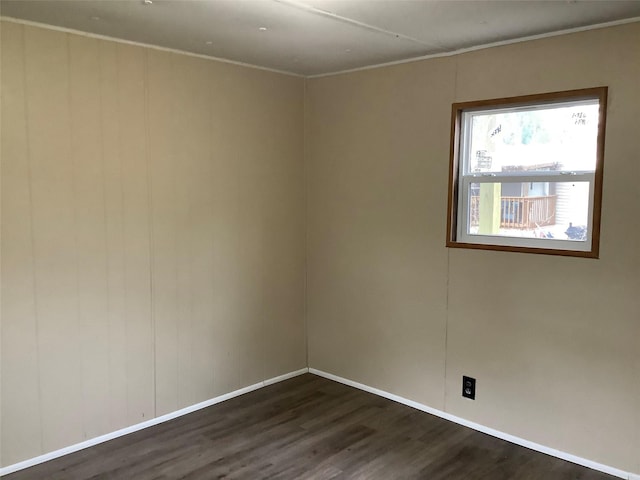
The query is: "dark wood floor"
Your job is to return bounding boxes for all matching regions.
[5,373,616,480]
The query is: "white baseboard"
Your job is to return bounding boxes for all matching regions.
[0,368,309,477]
[309,368,637,480]
[4,367,637,480]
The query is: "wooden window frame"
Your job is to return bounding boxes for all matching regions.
[446,87,608,258]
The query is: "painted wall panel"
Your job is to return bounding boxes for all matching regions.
[0,20,42,465]
[24,25,84,453]
[98,39,130,432]
[0,21,305,467]
[116,44,155,426]
[68,34,112,441]
[445,25,640,471]
[176,56,217,405]
[261,75,306,380]
[172,53,198,410]
[306,23,640,475]
[207,68,268,394]
[306,59,455,409]
[147,48,180,417]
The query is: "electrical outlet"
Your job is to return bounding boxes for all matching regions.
[462,376,476,400]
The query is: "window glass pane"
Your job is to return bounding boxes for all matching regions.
[465,102,599,174]
[467,182,590,241]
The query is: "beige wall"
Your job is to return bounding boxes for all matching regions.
[1,21,306,467]
[306,23,640,475]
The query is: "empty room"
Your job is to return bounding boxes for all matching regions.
[1,0,639,478]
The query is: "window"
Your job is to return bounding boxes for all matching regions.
[446,87,607,258]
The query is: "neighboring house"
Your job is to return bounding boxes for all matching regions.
[470,161,560,230]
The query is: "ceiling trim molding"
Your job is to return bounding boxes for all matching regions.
[0,15,304,78]
[2,13,639,79]
[308,15,640,78]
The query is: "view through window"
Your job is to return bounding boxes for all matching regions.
[447,88,607,257]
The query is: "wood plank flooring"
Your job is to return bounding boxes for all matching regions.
[4,374,617,479]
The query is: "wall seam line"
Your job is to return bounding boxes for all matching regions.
[115,44,130,423]
[443,57,460,413]
[97,39,114,432]
[142,48,157,419]
[20,21,45,457]
[66,29,88,443]
[303,77,310,370]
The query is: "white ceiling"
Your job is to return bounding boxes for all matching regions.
[2,0,640,76]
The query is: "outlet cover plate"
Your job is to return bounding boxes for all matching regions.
[463,376,476,400]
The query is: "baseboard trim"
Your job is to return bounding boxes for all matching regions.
[0,368,309,476]
[309,368,637,480]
